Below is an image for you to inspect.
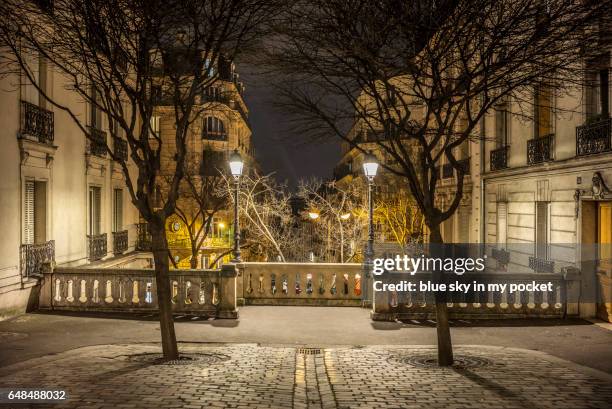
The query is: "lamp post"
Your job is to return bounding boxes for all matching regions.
[229,150,244,262]
[362,152,378,306]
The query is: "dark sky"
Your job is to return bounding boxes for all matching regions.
[239,68,340,190]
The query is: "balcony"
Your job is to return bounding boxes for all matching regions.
[527,134,554,165]
[576,117,611,156]
[112,230,128,255]
[20,240,55,277]
[20,101,54,144]
[202,131,228,141]
[87,127,107,157]
[529,256,555,273]
[88,233,108,261]
[114,138,128,162]
[490,146,509,171]
[136,223,152,251]
[491,248,510,265]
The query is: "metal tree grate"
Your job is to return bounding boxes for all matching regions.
[128,352,230,366]
[389,353,492,369]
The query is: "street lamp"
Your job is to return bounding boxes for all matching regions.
[229,150,243,262]
[362,152,378,306]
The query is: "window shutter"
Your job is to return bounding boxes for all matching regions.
[95,187,101,235]
[113,189,123,232]
[24,181,35,245]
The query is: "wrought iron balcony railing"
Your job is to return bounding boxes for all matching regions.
[529,256,554,273]
[112,230,128,255]
[114,138,128,162]
[87,127,107,157]
[20,100,54,144]
[490,146,509,171]
[576,117,611,156]
[20,240,55,277]
[491,248,510,265]
[202,131,228,141]
[527,134,554,165]
[87,233,107,262]
[136,223,152,251]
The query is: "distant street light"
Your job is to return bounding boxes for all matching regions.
[229,150,243,262]
[308,211,320,220]
[362,152,378,306]
[340,212,351,220]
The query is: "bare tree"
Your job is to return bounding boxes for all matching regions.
[375,190,425,248]
[299,179,366,262]
[171,149,228,269]
[269,0,610,365]
[223,171,298,261]
[0,0,274,359]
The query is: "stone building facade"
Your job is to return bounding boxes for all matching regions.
[0,50,140,318]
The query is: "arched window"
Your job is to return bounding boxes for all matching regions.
[202,116,227,140]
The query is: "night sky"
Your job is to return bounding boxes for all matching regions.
[239,69,340,190]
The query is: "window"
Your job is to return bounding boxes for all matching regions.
[534,84,553,138]
[24,180,47,244]
[586,55,610,120]
[494,99,509,147]
[91,88,102,129]
[113,189,123,232]
[535,201,549,260]
[88,186,102,236]
[202,116,227,140]
[211,217,226,239]
[497,202,507,247]
[149,115,161,138]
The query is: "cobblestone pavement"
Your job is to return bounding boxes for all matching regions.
[0,343,611,409]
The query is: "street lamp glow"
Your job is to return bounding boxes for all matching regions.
[308,212,320,220]
[218,222,226,229]
[362,152,379,181]
[229,149,244,179]
[340,212,351,220]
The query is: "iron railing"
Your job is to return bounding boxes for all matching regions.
[112,230,128,255]
[20,240,55,277]
[576,118,611,156]
[491,248,510,265]
[527,134,554,165]
[20,100,54,144]
[529,256,555,273]
[136,223,152,251]
[490,146,509,171]
[114,138,128,162]
[87,127,107,157]
[88,233,108,261]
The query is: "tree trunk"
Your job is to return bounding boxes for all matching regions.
[190,247,198,269]
[428,223,454,366]
[150,221,179,361]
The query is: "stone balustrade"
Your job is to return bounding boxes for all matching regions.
[38,264,238,318]
[236,262,364,306]
[371,271,575,321]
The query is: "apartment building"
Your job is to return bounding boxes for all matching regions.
[0,51,140,318]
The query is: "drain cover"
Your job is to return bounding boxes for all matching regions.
[389,353,492,369]
[296,347,322,355]
[128,352,230,366]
